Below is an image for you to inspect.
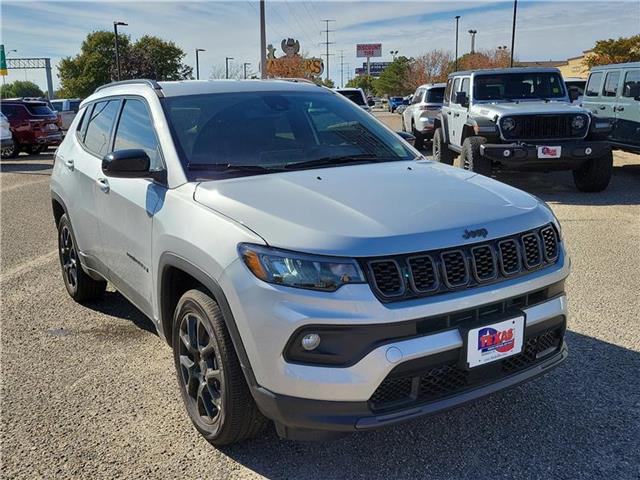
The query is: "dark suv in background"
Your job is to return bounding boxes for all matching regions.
[0,98,62,157]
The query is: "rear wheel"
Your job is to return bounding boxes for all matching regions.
[411,122,425,150]
[572,150,613,192]
[57,214,106,302]
[173,289,268,446]
[432,128,455,165]
[1,136,19,159]
[460,136,492,175]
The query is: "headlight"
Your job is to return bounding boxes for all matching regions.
[501,117,516,131]
[571,115,587,130]
[238,244,366,291]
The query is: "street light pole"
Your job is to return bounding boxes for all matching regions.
[260,0,267,78]
[225,57,234,79]
[510,0,518,67]
[454,16,460,71]
[113,21,128,81]
[195,48,205,80]
[244,62,251,79]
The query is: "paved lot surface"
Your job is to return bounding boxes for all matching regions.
[2,117,639,479]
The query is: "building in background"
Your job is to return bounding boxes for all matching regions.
[355,61,392,78]
[518,50,593,79]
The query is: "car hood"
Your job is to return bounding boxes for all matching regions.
[194,161,553,257]
[471,101,588,119]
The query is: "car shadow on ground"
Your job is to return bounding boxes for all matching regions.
[219,330,639,479]
[85,290,158,336]
[0,161,53,174]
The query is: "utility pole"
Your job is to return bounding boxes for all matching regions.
[113,21,128,81]
[320,19,335,82]
[339,50,345,88]
[225,57,234,79]
[260,0,267,78]
[510,0,518,67]
[468,29,477,54]
[454,16,460,71]
[244,62,251,79]
[195,48,205,80]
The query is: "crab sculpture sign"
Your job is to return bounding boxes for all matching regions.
[266,38,324,79]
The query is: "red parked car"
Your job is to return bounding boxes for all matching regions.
[0,98,63,157]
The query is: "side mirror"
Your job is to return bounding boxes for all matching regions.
[568,88,581,102]
[455,91,469,108]
[368,99,375,107]
[102,149,151,178]
[396,131,416,146]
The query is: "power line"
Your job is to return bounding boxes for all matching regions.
[283,0,315,49]
[320,19,335,81]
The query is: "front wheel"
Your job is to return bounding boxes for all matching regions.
[572,150,613,192]
[432,128,456,165]
[460,136,491,175]
[173,289,268,446]
[1,136,19,159]
[411,122,425,150]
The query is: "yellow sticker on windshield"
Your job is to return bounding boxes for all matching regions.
[552,88,559,93]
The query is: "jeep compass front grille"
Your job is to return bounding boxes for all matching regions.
[364,224,560,303]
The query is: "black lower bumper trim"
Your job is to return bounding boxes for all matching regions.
[480,141,610,170]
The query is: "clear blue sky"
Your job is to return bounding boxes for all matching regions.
[2,0,639,91]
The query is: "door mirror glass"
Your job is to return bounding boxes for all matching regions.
[455,91,469,107]
[102,149,151,178]
[396,131,415,146]
[568,88,581,102]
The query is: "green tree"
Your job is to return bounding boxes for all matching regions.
[0,80,44,98]
[373,56,412,96]
[314,77,335,88]
[123,35,192,80]
[584,35,640,68]
[345,75,375,94]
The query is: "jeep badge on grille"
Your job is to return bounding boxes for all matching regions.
[463,228,488,239]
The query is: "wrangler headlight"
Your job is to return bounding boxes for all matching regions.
[501,117,516,132]
[239,244,366,291]
[571,115,587,130]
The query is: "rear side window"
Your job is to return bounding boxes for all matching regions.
[83,100,120,157]
[460,78,470,96]
[50,101,63,112]
[450,78,461,103]
[585,72,603,97]
[623,70,640,97]
[426,87,445,103]
[76,105,92,140]
[602,71,620,97]
[25,104,53,115]
[113,99,163,170]
[69,100,81,113]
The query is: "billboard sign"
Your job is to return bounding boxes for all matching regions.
[356,43,382,58]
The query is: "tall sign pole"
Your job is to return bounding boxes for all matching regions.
[260,0,267,78]
[510,0,518,67]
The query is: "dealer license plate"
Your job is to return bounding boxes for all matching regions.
[47,123,58,131]
[537,146,561,158]
[467,317,524,368]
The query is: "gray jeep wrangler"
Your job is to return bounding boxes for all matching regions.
[433,67,614,192]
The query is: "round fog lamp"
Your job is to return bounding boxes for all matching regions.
[572,115,586,129]
[301,333,321,351]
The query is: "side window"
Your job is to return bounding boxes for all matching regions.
[83,100,120,157]
[412,89,423,104]
[461,78,470,96]
[76,105,93,141]
[444,79,453,105]
[451,78,461,103]
[585,72,603,97]
[602,71,621,97]
[1,104,16,118]
[622,70,640,98]
[113,99,163,170]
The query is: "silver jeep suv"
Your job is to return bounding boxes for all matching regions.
[51,79,569,445]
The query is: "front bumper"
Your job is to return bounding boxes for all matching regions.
[480,140,611,170]
[34,131,63,146]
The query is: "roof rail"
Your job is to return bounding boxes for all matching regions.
[94,79,163,95]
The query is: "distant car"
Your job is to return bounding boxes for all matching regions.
[388,96,406,112]
[1,112,13,156]
[581,62,640,154]
[0,98,62,157]
[334,88,374,112]
[396,104,407,115]
[402,83,446,149]
[50,98,82,131]
[565,78,586,105]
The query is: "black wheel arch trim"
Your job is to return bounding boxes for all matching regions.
[157,252,259,390]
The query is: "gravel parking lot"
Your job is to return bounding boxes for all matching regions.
[2,115,639,479]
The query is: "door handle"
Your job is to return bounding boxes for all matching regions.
[447,111,452,115]
[599,106,606,110]
[453,113,460,118]
[96,177,110,193]
[614,106,624,112]
[63,158,74,170]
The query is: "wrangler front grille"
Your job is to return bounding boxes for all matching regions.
[363,224,560,302]
[501,114,588,140]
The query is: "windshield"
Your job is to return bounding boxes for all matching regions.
[426,87,445,104]
[473,72,566,101]
[163,90,415,179]
[337,90,365,106]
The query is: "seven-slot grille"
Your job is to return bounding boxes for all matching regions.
[501,114,587,140]
[364,224,560,302]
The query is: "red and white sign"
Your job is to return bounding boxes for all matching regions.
[467,317,524,368]
[356,43,382,58]
[537,146,562,159]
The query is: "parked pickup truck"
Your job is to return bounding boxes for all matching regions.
[50,98,82,131]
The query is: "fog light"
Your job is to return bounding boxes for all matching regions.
[301,333,321,351]
[585,147,592,155]
[503,149,512,158]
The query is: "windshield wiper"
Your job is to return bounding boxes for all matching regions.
[284,154,391,170]
[187,162,280,172]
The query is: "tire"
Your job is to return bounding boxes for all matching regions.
[411,122,425,150]
[1,136,19,159]
[572,149,613,192]
[173,289,268,446]
[460,136,491,175]
[57,214,107,302]
[26,145,44,155]
[432,128,456,165]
